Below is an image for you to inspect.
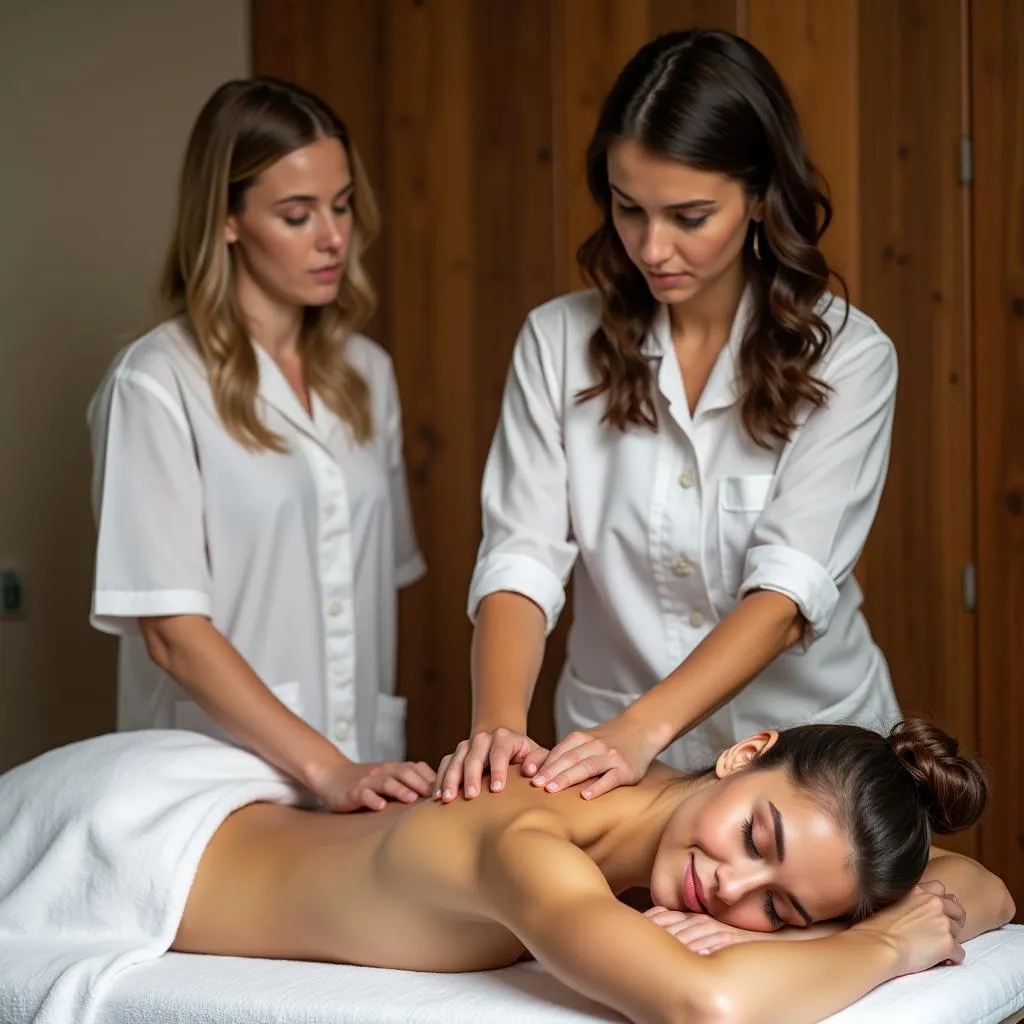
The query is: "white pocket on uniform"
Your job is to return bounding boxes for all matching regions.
[374,693,408,763]
[716,474,774,596]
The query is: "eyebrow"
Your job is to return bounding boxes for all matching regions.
[768,801,813,926]
[608,183,715,211]
[273,181,354,206]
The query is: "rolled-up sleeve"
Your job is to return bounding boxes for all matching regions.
[739,333,898,640]
[468,314,578,635]
[383,357,427,588]
[89,368,212,634]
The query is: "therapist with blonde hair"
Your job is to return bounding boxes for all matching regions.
[88,77,433,812]
[438,30,902,803]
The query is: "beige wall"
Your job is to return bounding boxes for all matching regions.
[0,1,249,770]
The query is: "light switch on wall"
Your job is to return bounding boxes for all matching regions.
[0,569,25,619]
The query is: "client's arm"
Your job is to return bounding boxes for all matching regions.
[923,846,1015,941]
[483,816,960,1024]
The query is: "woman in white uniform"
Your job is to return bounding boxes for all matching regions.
[88,78,433,812]
[438,30,902,803]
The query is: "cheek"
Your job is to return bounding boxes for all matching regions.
[243,225,311,277]
[680,223,745,270]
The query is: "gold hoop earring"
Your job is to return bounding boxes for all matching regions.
[753,225,762,261]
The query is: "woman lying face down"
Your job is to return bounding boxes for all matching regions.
[173,718,1014,1024]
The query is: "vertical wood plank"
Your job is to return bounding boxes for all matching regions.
[973,0,1024,920]
[855,0,977,856]
[552,0,652,293]
[472,2,562,746]
[251,1,391,345]
[746,0,860,298]
[648,0,739,35]
[387,0,476,762]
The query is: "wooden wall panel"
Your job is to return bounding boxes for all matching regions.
[973,0,1024,920]
[854,1,977,857]
[649,0,739,36]
[385,0,477,761]
[552,0,652,291]
[746,0,860,298]
[251,1,391,344]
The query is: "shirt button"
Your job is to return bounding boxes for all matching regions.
[329,659,347,677]
[327,600,343,617]
[332,722,350,741]
[689,611,705,628]
[324,501,337,517]
[674,557,694,577]
[678,469,697,489]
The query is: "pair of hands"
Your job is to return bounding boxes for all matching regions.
[434,719,658,803]
[318,714,653,813]
[647,880,967,976]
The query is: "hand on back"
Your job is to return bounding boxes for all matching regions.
[319,758,437,812]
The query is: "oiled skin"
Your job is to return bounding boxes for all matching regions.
[174,765,662,971]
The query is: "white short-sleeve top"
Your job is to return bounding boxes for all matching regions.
[88,318,425,764]
[469,288,901,771]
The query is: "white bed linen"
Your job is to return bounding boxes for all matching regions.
[95,927,1024,1024]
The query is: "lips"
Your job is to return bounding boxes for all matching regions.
[686,855,710,914]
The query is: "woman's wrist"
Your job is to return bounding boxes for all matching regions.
[618,698,676,756]
[299,745,352,797]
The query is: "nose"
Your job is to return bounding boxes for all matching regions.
[316,211,344,252]
[715,859,772,906]
[638,219,673,267]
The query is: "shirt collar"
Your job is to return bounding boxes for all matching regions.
[640,285,754,416]
[253,342,335,451]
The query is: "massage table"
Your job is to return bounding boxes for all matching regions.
[94,926,1024,1024]
[3,732,1021,1024]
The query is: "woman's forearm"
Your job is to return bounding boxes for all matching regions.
[470,592,547,733]
[622,590,804,750]
[139,614,347,793]
[701,927,899,1024]
[923,849,1016,941]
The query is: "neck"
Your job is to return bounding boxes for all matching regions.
[234,269,304,360]
[588,768,717,892]
[668,260,747,349]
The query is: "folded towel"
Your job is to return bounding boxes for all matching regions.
[0,730,308,1024]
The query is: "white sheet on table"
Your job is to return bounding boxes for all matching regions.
[95,926,1024,1024]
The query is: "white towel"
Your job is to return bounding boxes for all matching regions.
[0,730,308,1024]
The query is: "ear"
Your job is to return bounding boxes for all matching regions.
[748,195,764,223]
[715,730,779,779]
[225,214,239,246]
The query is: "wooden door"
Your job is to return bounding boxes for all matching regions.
[972,0,1024,920]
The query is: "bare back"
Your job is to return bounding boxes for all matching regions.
[173,768,651,971]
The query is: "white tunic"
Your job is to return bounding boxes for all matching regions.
[469,289,901,771]
[88,318,425,764]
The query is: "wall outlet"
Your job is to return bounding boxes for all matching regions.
[0,568,26,619]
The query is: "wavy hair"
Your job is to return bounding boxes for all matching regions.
[577,30,846,446]
[161,77,380,450]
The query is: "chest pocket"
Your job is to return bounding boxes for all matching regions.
[716,474,774,597]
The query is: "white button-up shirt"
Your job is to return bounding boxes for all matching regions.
[469,289,900,771]
[88,318,425,764]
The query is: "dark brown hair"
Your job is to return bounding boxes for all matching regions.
[576,29,846,447]
[754,718,989,921]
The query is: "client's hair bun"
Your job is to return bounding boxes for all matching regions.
[888,719,989,833]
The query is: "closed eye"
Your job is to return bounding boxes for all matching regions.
[742,817,760,859]
[763,891,784,929]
